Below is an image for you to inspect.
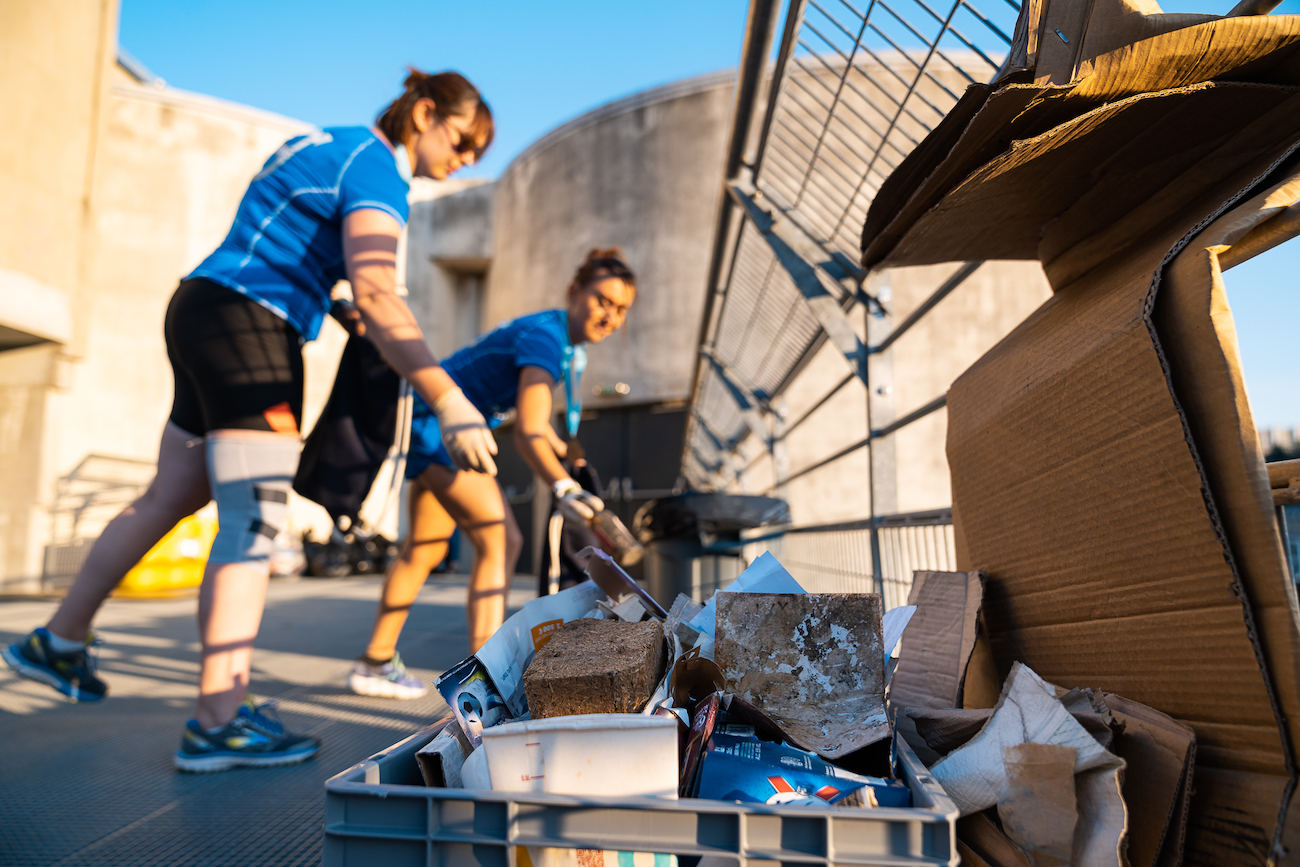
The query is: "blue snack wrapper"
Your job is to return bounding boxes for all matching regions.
[696,726,911,808]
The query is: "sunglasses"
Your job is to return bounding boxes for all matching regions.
[442,118,482,158]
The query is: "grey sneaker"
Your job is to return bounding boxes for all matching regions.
[348,652,428,699]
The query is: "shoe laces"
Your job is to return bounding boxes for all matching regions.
[82,632,102,675]
[239,697,286,737]
[46,630,101,674]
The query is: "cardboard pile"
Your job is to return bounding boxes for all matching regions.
[861,0,1300,861]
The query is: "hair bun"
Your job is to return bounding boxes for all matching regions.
[573,248,636,290]
[586,247,626,264]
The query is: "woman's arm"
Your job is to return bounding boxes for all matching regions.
[343,208,496,475]
[513,367,568,485]
[515,367,603,522]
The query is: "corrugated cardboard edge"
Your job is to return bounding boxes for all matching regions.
[893,570,984,710]
[1101,692,1196,867]
[1143,155,1300,864]
[861,14,1300,269]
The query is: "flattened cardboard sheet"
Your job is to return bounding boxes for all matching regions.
[998,742,1079,865]
[891,570,985,711]
[1102,693,1196,867]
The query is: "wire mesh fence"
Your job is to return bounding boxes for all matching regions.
[684,0,1019,491]
[742,509,955,607]
[682,0,1018,587]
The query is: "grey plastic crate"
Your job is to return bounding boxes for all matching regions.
[323,724,958,867]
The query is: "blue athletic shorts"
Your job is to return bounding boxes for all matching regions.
[406,410,456,479]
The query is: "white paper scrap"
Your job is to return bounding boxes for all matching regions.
[930,662,1121,815]
[882,605,917,660]
[685,552,805,637]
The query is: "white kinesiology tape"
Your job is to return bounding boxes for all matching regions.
[206,433,300,565]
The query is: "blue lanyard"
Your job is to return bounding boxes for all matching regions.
[559,312,587,437]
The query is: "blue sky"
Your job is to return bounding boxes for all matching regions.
[119,0,1297,428]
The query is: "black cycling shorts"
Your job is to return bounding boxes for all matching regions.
[165,279,304,436]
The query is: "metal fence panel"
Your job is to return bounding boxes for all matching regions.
[683,0,1018,586]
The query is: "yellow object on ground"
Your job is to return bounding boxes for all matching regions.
[114,516,217,598]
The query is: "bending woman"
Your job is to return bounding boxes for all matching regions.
[3,70,498,772]
[349,249,636,699]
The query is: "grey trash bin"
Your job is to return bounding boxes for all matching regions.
[635,493,790,608]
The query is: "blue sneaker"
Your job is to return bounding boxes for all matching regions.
[2,627,107,703]
[174,698,319,772]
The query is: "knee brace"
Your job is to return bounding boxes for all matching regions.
[206,434,300,565]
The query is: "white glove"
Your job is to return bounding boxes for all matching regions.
[554,478,604,524]
[432,387,498,476]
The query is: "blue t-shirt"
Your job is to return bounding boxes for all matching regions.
[407,310,572,474]
[188,126,410,342]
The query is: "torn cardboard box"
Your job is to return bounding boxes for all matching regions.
[1102,693,1195,867]
[930,663,1121,815]
[860,0,1300,859]
[416,716,473,788]
[889,570,984,764]
[714,592,889,758]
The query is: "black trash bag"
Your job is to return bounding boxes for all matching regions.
[293,334,401,524]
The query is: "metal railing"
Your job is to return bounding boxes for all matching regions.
[683,0,1019,593]
[742,508,955,607]
[43,455,155,587]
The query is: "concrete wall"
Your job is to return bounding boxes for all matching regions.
[488,72,735,409]
[722,261,1053,524]
[406,178,495,358]
[0,10,338,589]
[0,0,118,589]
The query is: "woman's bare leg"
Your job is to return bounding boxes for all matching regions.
[48,422,210,641]
[195,560,270,729]
[502,490,524,579]
[419,466,510,653]
[193,429,297,729]
[363,479,456,662]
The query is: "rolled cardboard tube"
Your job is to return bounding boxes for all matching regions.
[1267,459,1300,490]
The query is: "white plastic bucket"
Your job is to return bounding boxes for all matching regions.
[481,713,678,799]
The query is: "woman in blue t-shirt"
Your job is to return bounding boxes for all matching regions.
[3,70,499,772]
[348,249,636,699]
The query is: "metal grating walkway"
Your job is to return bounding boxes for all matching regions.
[0,575,536,867]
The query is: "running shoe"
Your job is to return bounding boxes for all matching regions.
[348,652,428,699]
[2,627,107,703]
[174,698,318,772]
